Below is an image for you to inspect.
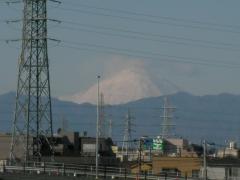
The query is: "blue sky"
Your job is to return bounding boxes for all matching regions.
[0,0,240,97]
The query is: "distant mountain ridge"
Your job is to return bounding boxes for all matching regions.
[1,91,240,144]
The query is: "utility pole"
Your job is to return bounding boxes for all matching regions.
[61,115,69,134]
[161,96,175,138]
[96,75,100,179]
[138,138,143,175]
[99,93,106,138]
[203,140,207,180]
[108,117,112,139]
[10,0,56,162]
[122,109,134,159]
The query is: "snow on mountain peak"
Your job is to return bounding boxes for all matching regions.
[60,67,177,105]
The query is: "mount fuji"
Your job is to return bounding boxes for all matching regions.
[60,67,178,105]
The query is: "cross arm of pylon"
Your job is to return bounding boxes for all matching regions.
[5,19,21,24]
[5,0,21,5]
[6,38,61,44]
[160,115,174,118]
[6,18,61,24]
[159,124,176,126]
[5,0,61,4]
[160,106,177,109]
[49,0,61,4]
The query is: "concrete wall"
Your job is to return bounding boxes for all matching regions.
[206,167,225,180]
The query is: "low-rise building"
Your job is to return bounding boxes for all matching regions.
[217,141,239,158]
[205,158,240,180]
[163,138,200,157]
[0,131,118,166]
[131,162,152,174]
[152,156,202,178]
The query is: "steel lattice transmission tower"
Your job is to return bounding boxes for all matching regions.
[10,0,54,162]
[122,109,134,157]
[160,96,176,138]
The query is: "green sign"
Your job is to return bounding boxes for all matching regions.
[153,138,164,150]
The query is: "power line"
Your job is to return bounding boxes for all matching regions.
[60,40,240,69]
[61,1,240,31]
[59,44,240,69]
[2,2,240,33]
[55,6,240,34]
[2,17,240,51]
[4,1,240,39]
[5,17,239,52]
[62,40,234,64]
[58,25,240,52]
[62,21,240,49]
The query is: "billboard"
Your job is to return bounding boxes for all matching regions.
[152,138,164,150]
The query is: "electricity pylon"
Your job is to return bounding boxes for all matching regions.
[160,96,176,138]
[122,109,135,157]
[10,0,54,162]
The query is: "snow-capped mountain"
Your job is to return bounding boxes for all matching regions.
[61,67,178,105]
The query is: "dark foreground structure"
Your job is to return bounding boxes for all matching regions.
[0,161,200,180]
[0,174,78,180]
[0,174,119,180]
[0,173,197,180]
